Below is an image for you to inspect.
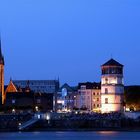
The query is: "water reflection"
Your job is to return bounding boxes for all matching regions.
[0,132,140,140]
[98,131,118,135]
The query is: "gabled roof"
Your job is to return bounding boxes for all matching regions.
[102,59,123,67]
[78,82,101,89]
[5,80,18,93]
[13,80,60,93]
[58,83,75,92]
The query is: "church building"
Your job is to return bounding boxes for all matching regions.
[0,40,54,112]
[0,40,5,104]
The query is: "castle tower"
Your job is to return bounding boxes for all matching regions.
[101,59,124,113]
[0,40,5,104]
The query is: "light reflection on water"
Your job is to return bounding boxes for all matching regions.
[0,131,140,140]
[98,131,119,135]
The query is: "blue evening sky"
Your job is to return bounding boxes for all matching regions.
[0,0,140,86]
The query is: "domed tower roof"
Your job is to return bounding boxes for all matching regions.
[102,59,123,67]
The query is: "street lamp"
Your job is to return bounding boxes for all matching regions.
[35,106,39,112]
[12,109,16,113]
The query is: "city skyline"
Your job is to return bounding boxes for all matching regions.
[1,1,140,85]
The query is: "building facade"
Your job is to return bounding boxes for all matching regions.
[3,92,54,113]
[101,59,124,113]
[77,82,101,112]
[0,39,126,114]
[13,80,59,112]
[57,83,77,112]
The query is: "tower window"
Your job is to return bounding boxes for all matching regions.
[105,88,108,94]
[111,68,116,74]
[105,78,108,84]
[105,98,108,104]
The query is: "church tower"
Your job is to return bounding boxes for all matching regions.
[101,59,124,113]
[0,40,5,104]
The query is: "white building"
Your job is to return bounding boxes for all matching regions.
[101,59,124,113]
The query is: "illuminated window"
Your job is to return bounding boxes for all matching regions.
[81,85,86,90]
[12,99,15,104]
[62,88,67,97]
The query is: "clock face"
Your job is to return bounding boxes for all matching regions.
[62,88,67,97]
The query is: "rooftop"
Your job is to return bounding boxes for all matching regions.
[102,58,123,67]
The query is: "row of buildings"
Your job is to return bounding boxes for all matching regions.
[57,58,124,113]
[0,40,125,113]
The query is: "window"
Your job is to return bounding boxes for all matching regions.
[93,92,95,95]
[81,91,86,94]
[111,68,116,74]
[105,78,108,84]
[105,88,108,94]
[81,85,86,90]
[105,98,108,104]
[12,99,15,104]
[62,88,67,97]
[97,98,99,102]
[37,99,41,104]
[82,96,85,100]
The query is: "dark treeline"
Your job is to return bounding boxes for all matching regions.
[125,86,140,111]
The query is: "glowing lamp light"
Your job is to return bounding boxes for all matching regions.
[37,115,41,119]
[35,106,39,112]
[12,109,16,113]
[126,108,130,112]
[75,111,78,114]
[57,100,64,104]
[46,114,50,120]
[19,123,22,126]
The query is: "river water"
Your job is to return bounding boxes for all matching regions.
[0,131,140,140]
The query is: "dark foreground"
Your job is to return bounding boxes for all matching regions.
[0,132,140,140]
[1,112,140,132]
